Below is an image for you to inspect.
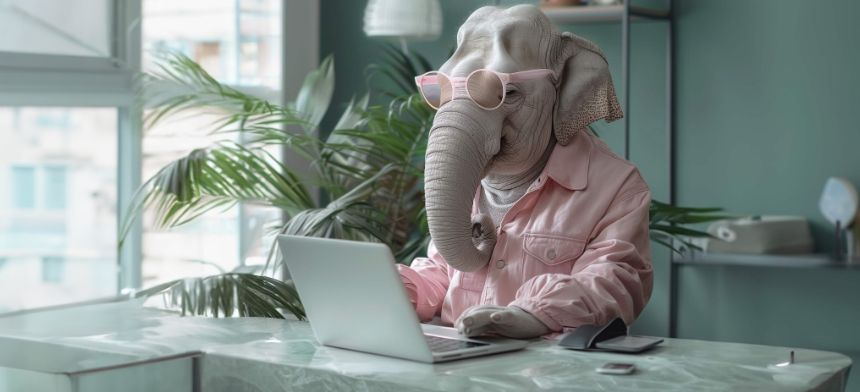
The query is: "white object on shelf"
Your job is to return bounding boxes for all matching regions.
[363,0,442,41]
[819,177,859,260]
[819,177,858,227]
[705,216,814,255]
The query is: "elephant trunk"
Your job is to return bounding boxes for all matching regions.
[424,108,502,272]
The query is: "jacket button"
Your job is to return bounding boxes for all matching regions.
[495,259,506,269]
[546,249,557,260]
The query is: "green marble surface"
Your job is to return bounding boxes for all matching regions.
[0,300,851,391]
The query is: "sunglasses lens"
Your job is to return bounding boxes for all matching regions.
[418,73,452,109]
[467,70,504,109]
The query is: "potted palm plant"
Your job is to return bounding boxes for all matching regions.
[124,47,723,320]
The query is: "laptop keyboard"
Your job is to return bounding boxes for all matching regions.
[424,334,489,352]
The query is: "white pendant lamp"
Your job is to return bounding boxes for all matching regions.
[363,0,443,41]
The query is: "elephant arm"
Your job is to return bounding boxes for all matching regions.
[509,189,653,331]
[397,241,450,322]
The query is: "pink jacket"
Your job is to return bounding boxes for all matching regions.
[398,130,653,331]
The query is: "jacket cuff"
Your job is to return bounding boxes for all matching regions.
[509,299,563,332]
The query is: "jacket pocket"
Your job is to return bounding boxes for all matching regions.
[523,233,586,266]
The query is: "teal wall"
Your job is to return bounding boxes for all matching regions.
[671,2,860,391]
[676,0,860,253]
[321,1,860,388]
[319,0,496,131]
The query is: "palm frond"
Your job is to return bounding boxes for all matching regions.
[141,52,305,133]
[292,55,335,131]
[394,207,430,264]
[262,166,400,272]
[332,93,370,132]
[648,201,729,253]
[282,164,397,241]
[365,43,436,97]
[135,273,305,319]
[120,142,315,246]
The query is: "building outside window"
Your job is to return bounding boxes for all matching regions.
[0,0,124,312]
[0,108,118,312]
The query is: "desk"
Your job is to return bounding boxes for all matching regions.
[0,301,851,392]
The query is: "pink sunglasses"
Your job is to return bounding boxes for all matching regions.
[414,69,557,110]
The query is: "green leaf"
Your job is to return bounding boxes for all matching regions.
[650,235,680,254]
[294,55,335,130]
[141,52,305,133]
[650,223,713,238]
[135,273,305,320]
[124,142,315,233]
[333,93,370,132]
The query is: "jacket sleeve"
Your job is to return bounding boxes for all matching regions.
[509,188,653,331]
[396,241,450,322]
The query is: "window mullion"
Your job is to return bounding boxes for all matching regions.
[117,0,143,292]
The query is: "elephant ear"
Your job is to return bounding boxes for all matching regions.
[553,32,623,145]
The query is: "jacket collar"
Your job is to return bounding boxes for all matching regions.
[544,130,592,191]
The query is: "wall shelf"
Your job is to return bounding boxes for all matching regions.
[541,5,670,24]
[674,251,860,269]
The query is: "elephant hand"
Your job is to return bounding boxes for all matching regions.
[456,305,551,339]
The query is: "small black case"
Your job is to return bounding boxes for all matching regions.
[558,317,628,350]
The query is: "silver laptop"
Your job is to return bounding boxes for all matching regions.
[278,235,529,363]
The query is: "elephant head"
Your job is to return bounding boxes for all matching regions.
[421,5,623,272]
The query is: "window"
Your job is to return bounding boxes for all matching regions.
[43,165,67,210]
[10,166,35,209]
[141,0,283,286]
[0,0,317,312]
[143,0,282,88]
[8,165,68,210]
[41,256,64,283]
[0,107,118,311]
[0,0,136,312]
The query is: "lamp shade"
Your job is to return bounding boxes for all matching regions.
[363,0,442,41]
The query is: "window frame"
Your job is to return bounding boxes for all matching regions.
[0,0,143,295]
[0,0,121,70]
[0,53,121,73]
[0,0,320,302]
[0,0,136,107]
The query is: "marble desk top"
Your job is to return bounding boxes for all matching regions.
[0,300,851,391]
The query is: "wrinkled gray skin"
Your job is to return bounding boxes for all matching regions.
[425,5,607,273]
